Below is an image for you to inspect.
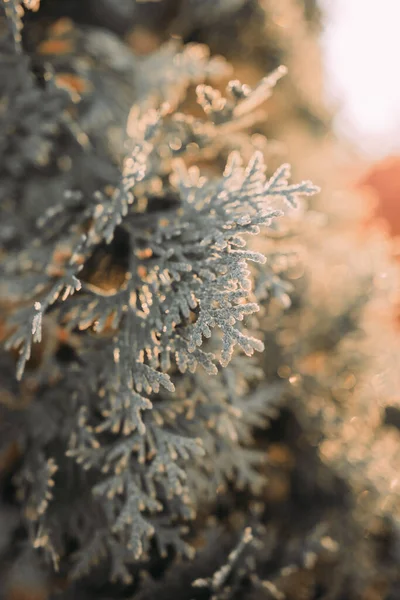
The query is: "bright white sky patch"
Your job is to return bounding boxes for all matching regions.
[320,0,400,158]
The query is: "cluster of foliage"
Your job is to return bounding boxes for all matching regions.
[0,1,399,599]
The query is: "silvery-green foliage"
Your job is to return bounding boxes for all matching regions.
[2,3,318,579]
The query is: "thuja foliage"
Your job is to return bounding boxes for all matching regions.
[0,0,319,587]
[1,1,400,599]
